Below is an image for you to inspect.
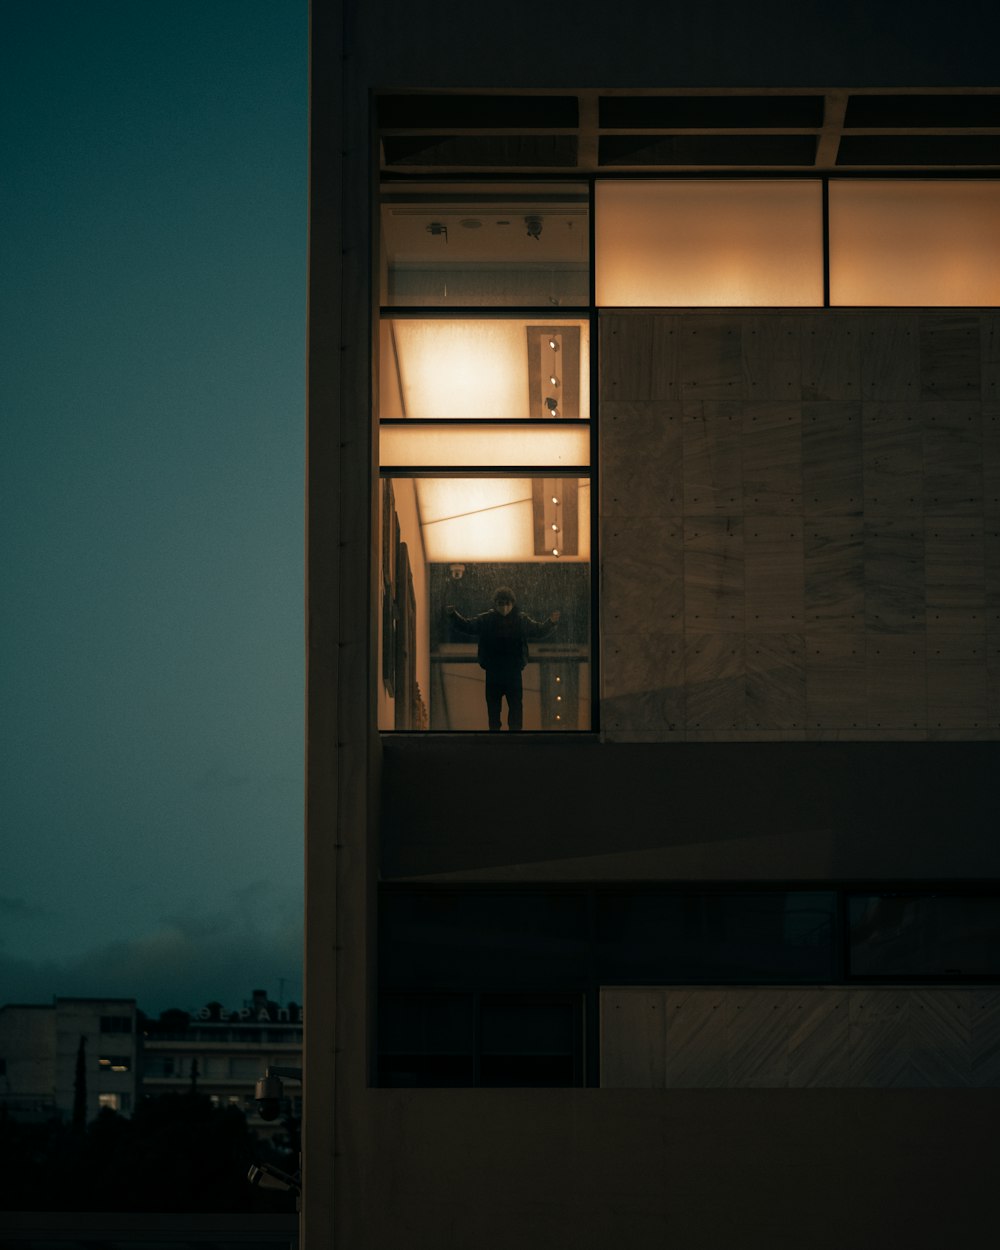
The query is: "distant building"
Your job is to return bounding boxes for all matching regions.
[0,997,138,1122]
[141,989,303,1134]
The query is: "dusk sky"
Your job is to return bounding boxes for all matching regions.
[1,2,307,1014]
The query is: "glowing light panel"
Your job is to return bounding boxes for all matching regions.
[380,424,591,468]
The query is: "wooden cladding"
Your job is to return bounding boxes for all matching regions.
[600,310,1000,741]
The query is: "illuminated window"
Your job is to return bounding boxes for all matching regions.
[830,180,1000,306]
[595,179,824,307]
[379,318,590,421]
[97,1093,121,1112]
[378,475,591,731]
[380,183,589,308]
[98,1055,131,1071]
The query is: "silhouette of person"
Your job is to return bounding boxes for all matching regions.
[446,586,560,731]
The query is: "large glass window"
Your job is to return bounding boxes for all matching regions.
[380,184,590,308]
[595,179,824,307]
[829,180,1000,306]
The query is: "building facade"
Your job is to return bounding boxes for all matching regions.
[305,3,1000,1246]
[0,998,138,1122]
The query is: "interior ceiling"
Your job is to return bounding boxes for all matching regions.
[378,89,1000,173]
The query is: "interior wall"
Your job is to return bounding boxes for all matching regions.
[600,310,1000,742]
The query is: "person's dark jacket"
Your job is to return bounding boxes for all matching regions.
[449,607,557,670]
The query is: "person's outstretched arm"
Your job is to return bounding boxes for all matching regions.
[524,609,561,638]
[446,605,482,635]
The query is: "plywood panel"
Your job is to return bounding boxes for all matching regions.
[919,314,981,400]
[849,989,911,1088]
[863,403,923,514]
[805,634,866,730]
[910,990,971,1088]
[600,989,666,1088]
[804,520,865,630]
[745,517,804,630]
[663,990,728,1088]
[860,314,919,401]
[680,316,744,399]
[925,518,985,632]
[922,403,983,514]
[971,989,1000,1087]
[601,401,683,517]
[801,314,861,401]
[866,635,926,730]
[983,405,1000,513]
[802,401,863,516]
[684,634,745,730]
[602,632,685,737]
[727,990,794,1088]
[602,515,684,631]
[683,517,744,631]
[864,519,925,634]
[742,402,802,513]
[742,315,801,401]
[787,990,850,1088]
[683,402,742,513]
[983,315,1000,403]
[601,314,678,402]
[745,634,805,730]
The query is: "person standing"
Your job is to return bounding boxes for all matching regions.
[446,587,560,731]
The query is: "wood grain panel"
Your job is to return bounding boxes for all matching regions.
[745,634,805,730]
[663,990,729,1088]
[971,989,1000,1087]
[602,632,685,737]
[805,634,866,730]
[601,401,683,517]
[727,990,793,1088]
[863,403,923,514]
[683,402,742,513]
[866,635,926,730]
[683,517,744,631]
[864,519,925,634]
[848,989,911,1088]
[600,314,679,402]
[984,405,1000,513]
[742,402,802,514]
[860,315,919,401]
[925,518,985,631]
[787,990,850,1088]
[980,314,1000,403]
[800,314,861,401]
[922,403,983,514]
[601,515,684,631]
[680,316,744,399]
[745,517,804,630]
[910,990,971,1088]
[919,314,981,400]
[599,989,666,1088]
[742,315,801,401]
[804,520,865,630]
[802,401,863,516]
[684,634,745,730]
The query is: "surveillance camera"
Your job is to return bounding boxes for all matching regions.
[248,1161,301,1196]
[524,215,543,240]
[449,563,465,580]
[254,1074,284,1121]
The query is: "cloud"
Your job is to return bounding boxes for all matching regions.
[0,895,303,1016]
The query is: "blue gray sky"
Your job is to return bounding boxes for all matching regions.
[1,2,307,1014]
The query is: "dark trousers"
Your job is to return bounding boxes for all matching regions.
[485,665,523,732]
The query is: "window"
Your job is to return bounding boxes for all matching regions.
[378,992,583,1088]
[595,179,824,307]
[98,1055,131,1072]
[100,1015,132,1034]
[829,180,1000,306]
[97,1093,121,1112]
[848,893,1000,978]
[379,179,595,734]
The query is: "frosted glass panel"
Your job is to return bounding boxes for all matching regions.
[595,180,824,307]
[383,319,590,420]
[380,424,590,469]
[830,180,1000,306]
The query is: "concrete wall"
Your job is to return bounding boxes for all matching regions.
[336,1087,1000,1250]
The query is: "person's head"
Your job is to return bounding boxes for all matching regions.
[493,587,516,616]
